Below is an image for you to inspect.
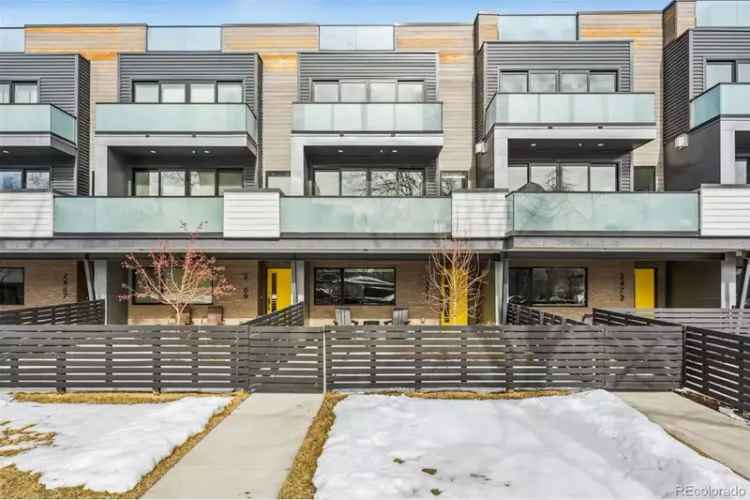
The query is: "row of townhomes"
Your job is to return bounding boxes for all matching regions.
[2,0,750,326]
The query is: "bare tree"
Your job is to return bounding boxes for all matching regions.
[119,226,235,325]
[426,239,490,325]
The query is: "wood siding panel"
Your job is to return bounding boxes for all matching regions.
[223,191,280,238]
[223,26,318,177]
[677,1,697,38]
[396,25,474,176]
[579,13,664,190]
[25,26,146,190]
[452,191,508,238]
[700,186,750,236]
[0,192,53,238]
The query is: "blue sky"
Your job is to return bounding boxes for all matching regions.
[0,0,669,26]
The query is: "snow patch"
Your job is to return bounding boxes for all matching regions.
[314,390,750,499]
[0,394,230,492]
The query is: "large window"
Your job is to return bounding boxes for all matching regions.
[0,268,23,305]
[0,82,39,104]
[499,70,617,93]
[633,166,656,192]
[705,61,750,90]
[508,163,617,192]
[440,171,468,195]
[509,267,586,306]
[133,168,244,196]
[311,168,425,197]
[314,268,396,306]
[132,269,212,305]
[133,81,243,104]
[312,80,425,103]
[0,169,50,191]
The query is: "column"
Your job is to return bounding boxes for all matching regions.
[494,258,509,325]
[93,260,129,324]
[291,260,305,304]
[721,252,738,309]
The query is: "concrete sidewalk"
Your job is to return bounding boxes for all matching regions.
[617,392,750,479]
[144,393,323,499]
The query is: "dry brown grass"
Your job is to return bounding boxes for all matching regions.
[0,424,55,458]
[278,389,570,499]
[12,391,225,405]
[0,391,248,499]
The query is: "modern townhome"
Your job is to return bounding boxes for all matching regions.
[1,0,750,326]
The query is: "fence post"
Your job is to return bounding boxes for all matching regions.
[460,329,468,386]
[369,330,377,389]
[9,341,19,386]
[191,333,201,388]
[505,331,513,392]
[415,330,423,392]
[152,333,162,394]
[739,336,746,414]
[322,330,328,394]
[599,326,608,389]
[700,329,709,396]
[56,342,67,394]
[105,336,113,385]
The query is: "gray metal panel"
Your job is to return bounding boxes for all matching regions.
[663,31,691,143]
[0,53,79,115]
[75,55,91,196]
[117,52,259,112]
[691,29,750,97]
[298,51,438,102]
[482,41,633,109]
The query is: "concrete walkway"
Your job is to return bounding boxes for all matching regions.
[144,393,323,499]
[617,392,750,479]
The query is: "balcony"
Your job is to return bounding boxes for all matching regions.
[508,192,699,234]
[691,83,750,129]
[485,93,656,133]
[54,197,223,235]
[280,196,451,236]
[0,104,77,144]
[95,103,258,142]
[292,102,443,133]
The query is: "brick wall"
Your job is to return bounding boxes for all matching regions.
[0,260,80,311]
[127,260,259,325]
[306,259,438,327]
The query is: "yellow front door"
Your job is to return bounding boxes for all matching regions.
[634,268,656,309]
[440,270,469,326]
[266,268,292,313]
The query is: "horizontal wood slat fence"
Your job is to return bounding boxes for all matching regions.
[0,320,683,393]
[597,308,750,334]
[243,302,305,327]
[594,308,750,414]
[0,300,105,326]
[508,303,585,326]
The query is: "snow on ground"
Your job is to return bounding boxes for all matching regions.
[0,394,230,492]
[314,390,750,499]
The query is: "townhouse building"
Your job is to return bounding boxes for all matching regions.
[0,0,749,326]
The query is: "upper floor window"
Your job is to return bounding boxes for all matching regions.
[133,81,242,104]
[696,1,750,27]
[498,15,577,41]
[509,162,617,192]
[0,168,49,191]
[312,80,425,103]
[0,82,38,104]
[319,26,394,51]
[499,71,616,94]
[705,61,750,90]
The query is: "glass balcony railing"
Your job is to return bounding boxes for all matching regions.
[292,102,443,133]
[509,192,699,233]
[280,196,451,235]
[0,104,77,144]
[95,103,258,141]
[690,83,750,129]
[54,197,223,234]
[485,93,656,133]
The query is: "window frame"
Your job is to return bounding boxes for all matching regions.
[310,79,425,103]
[509,267,588,307]
[0,80,40,104]
[0,167,51,192]
[498,69,619,94]
[313,267,397,306]
[310,166,427,197]
[131,167,245,197]
[510,162,619,192]
[132,80,243,104]
[0,267,24,306]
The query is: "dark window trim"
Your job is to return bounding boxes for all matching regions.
[131,269,215,306]
[0,80,40,104]
[311,78,426,103]
[510,266,588,307]
[498,69,619,94]
[311,166,426,197]
[0,267,24,306]
[313,266,397,306]
[132,167,244,197]
[509,161,619,192]
[0,167,51,192]
[633,165,657,192]
[132,80,243,104]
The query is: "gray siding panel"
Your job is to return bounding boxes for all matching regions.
[663,31,691,142]
[691,29,750,97]
[0,53,78,115]
[298,51,438,102]
[482,41,633,109]
[117,52,260,112]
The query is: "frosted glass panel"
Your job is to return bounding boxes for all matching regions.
[696,1,750,26]
[319,26,394,50]
[293,103,442,132]
[0,28,24,52]
[498,15,577,41]
[147,26,221,51]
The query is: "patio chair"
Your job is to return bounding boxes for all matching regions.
[335,307,355,326]
[386,306,410,326]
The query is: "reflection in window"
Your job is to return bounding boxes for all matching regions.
[560,73,587,93]
[440,172,467,195]
[135,168,243,196]
[500,72,528,93]
[371,170,398,196]
[218,170,244,194]
[509,267,586,306]
[0,268,24,305]
[530,165,558,191]
[314,170,340,195]
[509,165,529,191]
[314,268,396,305]
[590,165,617,191]
[160,170,186,196]
[0,171,22,191]
[342,170,368,196]
[190,170,216,196]
[134,171,160,196]
[529,73,557,92]
[398,170,424,196]
[217,82,243,103]
[560,165,588,192]
[25,171,50,191]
